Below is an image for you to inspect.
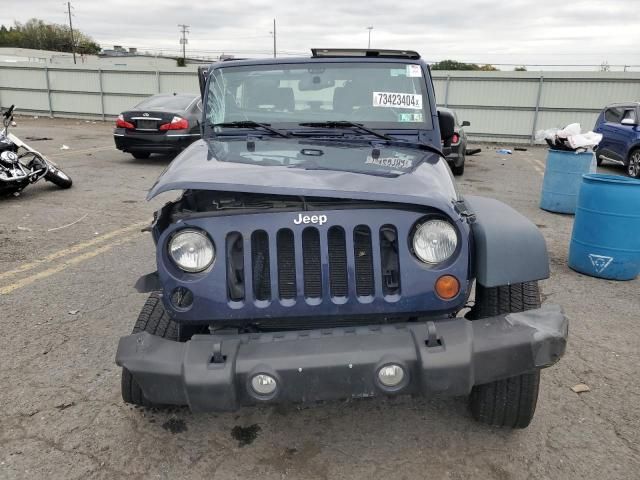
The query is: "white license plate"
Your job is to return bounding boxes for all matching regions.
[373,92,422,110]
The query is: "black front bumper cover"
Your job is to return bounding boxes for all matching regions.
[115,304,567,412]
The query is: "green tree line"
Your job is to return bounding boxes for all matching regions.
[431,59,499,71]
[0,18,100,55]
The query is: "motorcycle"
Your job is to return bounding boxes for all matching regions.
[0,105,73,196]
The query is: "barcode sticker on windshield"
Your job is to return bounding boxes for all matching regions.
[373,92,422,110]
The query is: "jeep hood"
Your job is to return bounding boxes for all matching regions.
[147,138,459,210]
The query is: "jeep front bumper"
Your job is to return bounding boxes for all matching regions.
[115,304,567,412]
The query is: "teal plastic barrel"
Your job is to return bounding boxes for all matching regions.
[568,174,640,280]
[540,150,596,214]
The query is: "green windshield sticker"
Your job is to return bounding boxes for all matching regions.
[390,68,407,77]
[399,113,424,122]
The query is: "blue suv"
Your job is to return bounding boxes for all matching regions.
[594,102,640,178]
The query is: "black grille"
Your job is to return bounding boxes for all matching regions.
[302,228,322,298]
[251,231,271,301]
[328,227,348,297]
[353,226,374,297]
[380,225,401,295]
[225,223,401,303]
[225,232,245,301]
[277,229,296,299]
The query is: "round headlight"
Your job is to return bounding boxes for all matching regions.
[412,219,458,264]
[168,229,215,272]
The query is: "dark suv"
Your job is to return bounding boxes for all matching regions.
[594,102,640,178]
[115,49,567,429]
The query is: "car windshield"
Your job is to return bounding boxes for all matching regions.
[206,62,433,132]
[135,95,195,111]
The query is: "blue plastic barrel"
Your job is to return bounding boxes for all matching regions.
[540,150,596,214]
[568,174,640,280]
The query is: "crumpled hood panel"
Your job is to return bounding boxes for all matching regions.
[147,138,459,212]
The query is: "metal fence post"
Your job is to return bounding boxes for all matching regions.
[530,75,544,145]
[44,65,53,117]
[156,70,161,93]
[98,69,105,121]
[444,75,451,107]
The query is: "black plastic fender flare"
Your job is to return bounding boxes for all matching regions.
[464,195,550,288]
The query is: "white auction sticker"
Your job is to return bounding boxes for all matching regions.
[406,65,422,77]
[373,92,423,110]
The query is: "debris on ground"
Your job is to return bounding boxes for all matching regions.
[466,148,482,156]
[497,149,512,155]
[17,226,32,231]
[47,213,89,232]
[25,136,53,142]
[68,310,80,315]
[60,145,70,150]
[54,401,76,411]
[514,147,528,151]
[571,383,591,394]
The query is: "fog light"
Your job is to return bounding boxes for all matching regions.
[250,374,277,396]
[377,364,405,388]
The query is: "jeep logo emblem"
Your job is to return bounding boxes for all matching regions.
[294,213,327,226]
[142,112,149,117]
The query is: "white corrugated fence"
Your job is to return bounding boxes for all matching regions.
[1,63,639,143]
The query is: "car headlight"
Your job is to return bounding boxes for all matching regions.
[168,229,215,272]
[412,219,458,264]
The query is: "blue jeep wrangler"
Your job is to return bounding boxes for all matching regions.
[594,102,640,178]
[116,49,567,428]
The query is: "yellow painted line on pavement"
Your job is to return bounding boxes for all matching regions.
[0,231,143,295]
[0,221,147,282]
[532,158,546,170]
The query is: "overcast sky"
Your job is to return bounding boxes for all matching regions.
[3,0,639,69]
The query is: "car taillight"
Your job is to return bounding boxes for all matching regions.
[115,114,134,129]
[159,116,189,130]
[452,133,460,144]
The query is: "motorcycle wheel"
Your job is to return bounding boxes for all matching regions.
[45,165,73,189]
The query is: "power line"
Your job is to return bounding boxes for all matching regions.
[66,1,76,64]
[178,24,189,63]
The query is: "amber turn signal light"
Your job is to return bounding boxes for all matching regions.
[435,275,460,300]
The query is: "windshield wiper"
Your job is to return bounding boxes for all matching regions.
[297,121,393,141]
[296,121,444,157]
[211,121,290,138]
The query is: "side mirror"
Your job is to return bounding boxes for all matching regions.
[438,109,455,146]
[621,118,637,126]
[461,120,470,127]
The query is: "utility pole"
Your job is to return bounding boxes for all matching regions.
[273,19,277,58]
[178,24,190,64]
[366,26,373,49]
[67,2,76,64]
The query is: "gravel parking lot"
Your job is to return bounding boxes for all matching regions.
[1,117,639,480]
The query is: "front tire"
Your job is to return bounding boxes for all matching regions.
[467,282,542,428]
[44,165,73,189]
[451,162,465,176]
[121,292,179,407]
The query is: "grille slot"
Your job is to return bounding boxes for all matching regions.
[251,230,271,301]
[328,227,348,297]
[380,225,401,295]
[353,225,375,297]
[277,229,296,299]
[302,228,322,298]
[225,232,245,301]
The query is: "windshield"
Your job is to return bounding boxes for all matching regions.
[206,62,433,131]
